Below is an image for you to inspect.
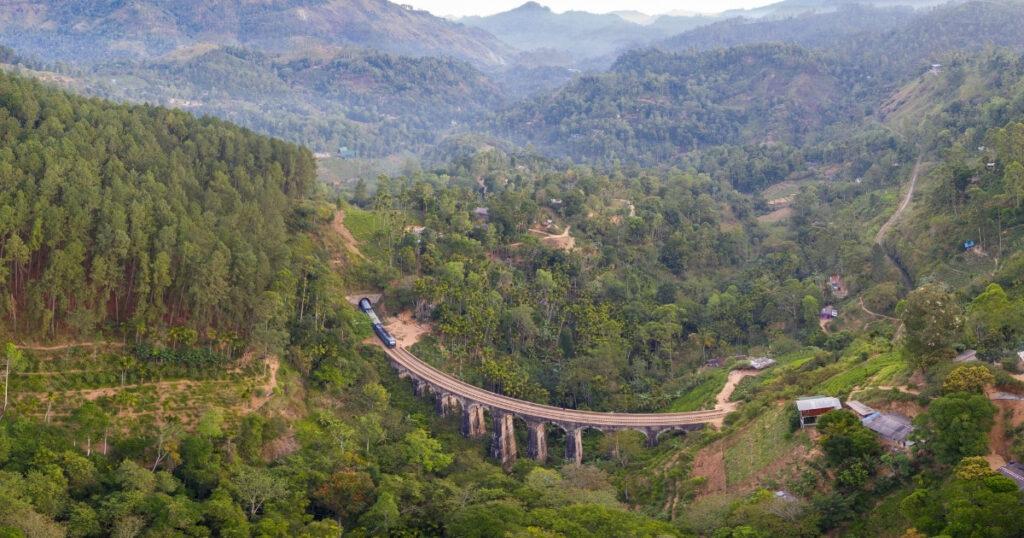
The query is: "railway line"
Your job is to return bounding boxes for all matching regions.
[388,346,725,427]
[359,297,724,464]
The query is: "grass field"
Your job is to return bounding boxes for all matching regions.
[816,352,906,396]
[724,405,809,486]
[668,369,729,412]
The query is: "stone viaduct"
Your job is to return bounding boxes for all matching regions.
[385,346,725,466]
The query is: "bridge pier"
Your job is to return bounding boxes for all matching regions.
[564,427,583,464]
[526,421,547,462]
[435,393,457,417]
[378,347,720,465]
[412,379,429,398]
[645,428,661,448]
[490,412,518,466]
[461,405,487,437]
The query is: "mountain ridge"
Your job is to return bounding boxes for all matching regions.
[0,0,516,68]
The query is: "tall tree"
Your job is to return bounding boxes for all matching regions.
[0,342,22,421]
[900,284,963,372]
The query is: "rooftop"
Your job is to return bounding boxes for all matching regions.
[796,396,842,412]
[845,400,876,416]
[953,349,978,363]
[999,463,1024,490]
[748,357,777,370]
[862,412,914,442]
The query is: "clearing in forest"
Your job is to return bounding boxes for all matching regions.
[692,405,817,496]
[528,225,575,250]
[10,345,279,432]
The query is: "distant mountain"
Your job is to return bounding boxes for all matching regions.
[29,45,505,157]
[459,0,953,67]
[487,44,858,166]
[660,1,1024,83]
[0,0,515,68]
[657,5,919,54]
[840,0,1024,80]
[717,0,959,18]
[459,2,663,65]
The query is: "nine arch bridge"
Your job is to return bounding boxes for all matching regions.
[385,346,725,465]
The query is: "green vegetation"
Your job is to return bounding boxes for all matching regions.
[724,406,810,486]
[0,70,316,350]
[4,2,1024,534]
[667,369,728,412]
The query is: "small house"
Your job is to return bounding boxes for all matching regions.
[820,307,839,319]
[953,349,978,363]
[999,463,1024,490]
[747,357,777,370]
[473,207,490,222]
[796,396,842,427]
[845,400,876,418]
[705,357,724,368]
[862,412,914,448]
[964,240,976,249]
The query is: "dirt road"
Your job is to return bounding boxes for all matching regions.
[332,210,367,261]
[876,154,923,246]
[709,369,762,427]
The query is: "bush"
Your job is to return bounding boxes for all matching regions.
[787,404,802,432]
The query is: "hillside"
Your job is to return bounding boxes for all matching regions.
[657,4,917,55]
[0,70,318,344]
[488,44,862,166]
[18,45,507,157]
[0,0,514,68]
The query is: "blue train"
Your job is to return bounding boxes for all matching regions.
[359,298,397,348]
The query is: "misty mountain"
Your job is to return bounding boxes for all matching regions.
[457,2,694,65]
[0,0,515,68]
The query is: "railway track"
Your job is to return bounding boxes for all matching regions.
[387,346,725,427]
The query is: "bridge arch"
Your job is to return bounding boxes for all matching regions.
[381,345,722,467]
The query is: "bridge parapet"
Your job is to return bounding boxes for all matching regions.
[383,346,721,466]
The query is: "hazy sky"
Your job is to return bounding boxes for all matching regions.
[405,1,776,18]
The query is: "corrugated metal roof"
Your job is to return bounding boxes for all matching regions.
[999,463,1024,490]
[845,400,875,416]
[953,349,978,363]
[749,357,777,370]
[795,396,842,412]
[862,413,913,442]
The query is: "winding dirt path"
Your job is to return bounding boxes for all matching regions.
[876,154,923,246]
[858,297,900,322]
[709,370,762,427]
[529,225,575,250]
[332,210,367,261]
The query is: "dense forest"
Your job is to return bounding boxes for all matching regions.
[0,71,315,346]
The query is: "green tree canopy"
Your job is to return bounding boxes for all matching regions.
[912,392,997,465]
